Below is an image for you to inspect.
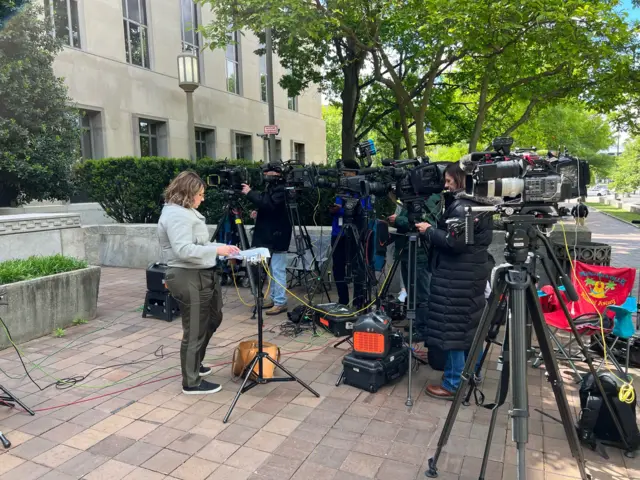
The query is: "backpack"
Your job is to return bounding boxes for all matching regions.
[577,372,640,452]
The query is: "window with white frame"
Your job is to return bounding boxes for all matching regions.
[293,142,306,163]
[44,0,81,48]
[138,118,166,156]
[234,133,252,160]
[258,43,267,102]
[288,95,298,111]
[226,31,241,94]
[77,109,104,160]
[263,139,282,163]
[195,128,215,160]
[122,0,150,68]
[180,0,199,54]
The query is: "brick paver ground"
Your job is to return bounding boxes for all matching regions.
[0,211,639,479]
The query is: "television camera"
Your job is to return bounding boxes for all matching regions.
[460,136,589,206]
[206,163,251,194]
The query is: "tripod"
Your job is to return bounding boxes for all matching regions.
[223,256,320,422]
[426,213,594,480]
[374,231,429,406]
[283,187,331,303]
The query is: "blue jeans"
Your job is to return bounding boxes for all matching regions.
[269,252,288,306]
[442,350,483,392]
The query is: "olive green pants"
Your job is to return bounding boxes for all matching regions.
[165,267,223,388]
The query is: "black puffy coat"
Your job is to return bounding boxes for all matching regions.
[424,192,495,352]
[247,183,292,252]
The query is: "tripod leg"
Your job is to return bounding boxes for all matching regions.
[223,354,260,423]
[406,234,418,407]
[505,269,530,480]
[426,275,508,478]
[479,322,510,480]
[262,354,320,397]
[0,385,35,416]
[526,281,591,480]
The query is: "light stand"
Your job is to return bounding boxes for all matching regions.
[0,290,35,449]
[223,255,319,423]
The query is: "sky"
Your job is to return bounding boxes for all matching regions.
[620,0,640,22]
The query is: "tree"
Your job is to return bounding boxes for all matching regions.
[611,137,640,194]
[0,3,80,206]
[323,104,342,163]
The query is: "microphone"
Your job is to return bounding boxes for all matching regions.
[0,431,11,449]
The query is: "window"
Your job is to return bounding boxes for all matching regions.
[77,109,104,159]
[122,0,150,68]
[195,128,215,160]
[44,0,81,48]
[288,96,298,111]
[263,139,282,163]
[226,31,241,94]
[180,0,199,53]
[139,118,162,156]
[293,142,306,163]
[234,133,252,160]
[258,44,267,102]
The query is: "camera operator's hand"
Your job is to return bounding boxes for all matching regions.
[329,204,341,215]
[250,210,257,220]
[241,184,251,195]
[416,222,431,234]
[217,245,241,257]
[388,214,397,225]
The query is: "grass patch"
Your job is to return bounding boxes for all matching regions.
[585,203,640,224]
[0,255,88,285]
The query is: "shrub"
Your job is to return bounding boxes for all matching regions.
[75,157,394,225]
[0,255,88,285]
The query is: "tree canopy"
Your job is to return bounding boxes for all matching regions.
[0,3,80,206]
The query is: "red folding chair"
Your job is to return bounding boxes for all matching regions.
[534,261,635,379]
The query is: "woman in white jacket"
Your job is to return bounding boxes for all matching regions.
[158,171,239,395]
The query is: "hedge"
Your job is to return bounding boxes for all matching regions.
[74,157,394,225]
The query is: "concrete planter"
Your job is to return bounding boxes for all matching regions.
[0,266,101,348]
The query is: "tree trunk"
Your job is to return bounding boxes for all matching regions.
[468,61,494,153]
[415,114,425,157]
[398,105,414,159]
[393,120,402,159]
[339,38,365,161]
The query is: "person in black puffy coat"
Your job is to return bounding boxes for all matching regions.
[415,162,496,400]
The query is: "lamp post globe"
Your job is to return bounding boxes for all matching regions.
[177,53,200,161]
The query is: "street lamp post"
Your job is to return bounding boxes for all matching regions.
[177,53,200,162]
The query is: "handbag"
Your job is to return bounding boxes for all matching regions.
[231,340,281,379]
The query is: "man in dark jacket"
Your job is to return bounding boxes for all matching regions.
[571,200,588,226]
[241,166,292,315]
[416,162,495,399]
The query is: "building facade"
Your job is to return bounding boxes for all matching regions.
[43,0,326,163]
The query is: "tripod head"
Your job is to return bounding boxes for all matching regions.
[463,204,579,303]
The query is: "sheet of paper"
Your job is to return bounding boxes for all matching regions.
[220,247,271,263]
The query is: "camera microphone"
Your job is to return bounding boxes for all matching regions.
[0,431,10,449]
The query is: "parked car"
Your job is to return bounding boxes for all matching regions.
[587,185,610,196]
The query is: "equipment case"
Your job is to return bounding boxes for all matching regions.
[342,346,409,393]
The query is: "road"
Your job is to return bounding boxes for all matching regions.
[588,208,640,272]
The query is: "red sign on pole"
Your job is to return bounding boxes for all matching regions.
[264,125,279,135]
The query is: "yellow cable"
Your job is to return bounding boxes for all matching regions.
[559,222,634,404]
[260,257,394,317]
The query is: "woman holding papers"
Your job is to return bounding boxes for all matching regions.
[158,171,240,395]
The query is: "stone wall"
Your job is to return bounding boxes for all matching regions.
[0,266,101,348]
[0,213,86,262]
[83,223,591,290]
[0,203,116,226]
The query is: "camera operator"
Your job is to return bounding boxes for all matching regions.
[388,192,442,342]
[158,171,240,395]
[416,162,495,400]
[329,159,373,308]
[241,164,292,315]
